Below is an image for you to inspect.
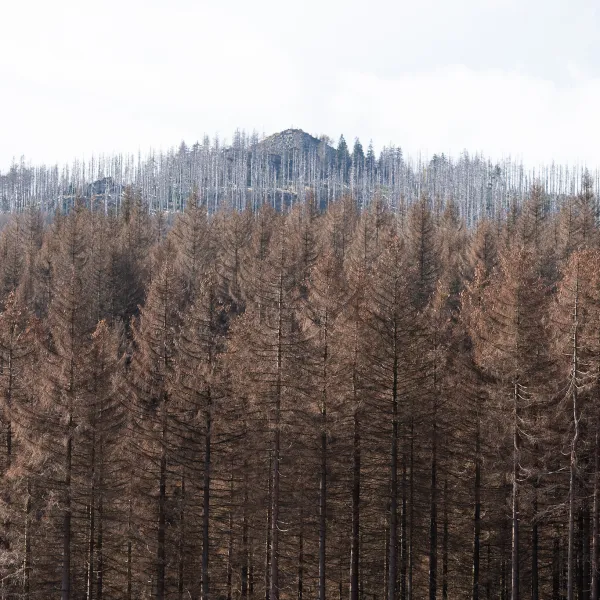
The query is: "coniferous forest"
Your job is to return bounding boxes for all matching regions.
[1,129,599,225]
[0,178,600,600]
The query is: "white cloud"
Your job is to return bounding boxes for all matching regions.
[326,67,600,167]
[1,0,600,169]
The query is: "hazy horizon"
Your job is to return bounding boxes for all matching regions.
[2,0,599,169]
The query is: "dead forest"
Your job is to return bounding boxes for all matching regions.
[0,180,599,600]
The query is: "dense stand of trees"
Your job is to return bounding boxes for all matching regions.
[2,129,600,226]
[1,182,600,599]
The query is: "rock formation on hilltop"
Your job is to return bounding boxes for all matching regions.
[255,128,336,160]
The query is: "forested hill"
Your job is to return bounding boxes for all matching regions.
[1,128,599,223]
[0,190,598,598]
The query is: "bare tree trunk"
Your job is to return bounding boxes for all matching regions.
[568,389,579,598]
[242,464,249,600]
[23,480,31,600]
[512,382,520,600]
[127,491,133,600]
[584,507,591,600]
[442,479,448,600]
[319,411,327,600]
[579,509,585,600]
[96,493,103,600]
[429,410,438,600]
[62,426,72,600]
[350,413,360,600]
[270,276,283,600]
[385,522,389,600]
[473,411,481,600]
[592,431,599,600]
[532,492,539,600]
[227,469,234,600]
[178,474,185,600]
[87,501,95,600]
[401,453,407,600]
[202,395,212,600]
[270,426,280,600]
[553,531,560,600]
[501,544,507,600]
[265,453,272,600]
[87,438,96,600]
[568,276,580,600]
[408,416,414,600]
[156,402,167,600]
[250,544,255,600]
[388,351,399,600]
[298,510,303,600]
[486,543,491,600]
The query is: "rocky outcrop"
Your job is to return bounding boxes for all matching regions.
[256,129,336,160]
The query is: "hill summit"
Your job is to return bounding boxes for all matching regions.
[256,128,336,159]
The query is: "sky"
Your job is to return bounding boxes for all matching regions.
[1,0,599,170]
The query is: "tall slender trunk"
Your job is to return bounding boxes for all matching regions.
[388,344,399,600]
[532,392,540,600]
[568,385,579,599]
[269,424,281,600]
[553,531,560,600]
[6,343,13,470]
[408,416,414,600]
[319,315,329,600]
[532,492,539,600]
[359,533,364,600]
[96,492,103,600]
[5,344,13,554]
[400,452,407,600]
[178,474,185,600]
[227,469,234,600]
[385,521,389,600]
[512,381,520,600]
[350,308,361,600]
[202,393,212,600]
[319,406,327,600]
[87,437,96,600]
[242,462,249,600]
[298,510,304,600]
[350,413,360,600]
[429,408,438,600]
[473,409,481,600]
[265,453,272,600]
[270,272,284,600]
[568,272,580,600]
[592,430,599,600]
[501,544,507,600]
[62,420,72,600]
[127,487,133,600]
[442,479,448,600]
[250,544,255,600]
[23,480,31,600]
[584,507,591,600]
[563,531,568,600]
[486,543,491,600]
[579,509,585,600]
[87,501,95,600]
[156,400,167,600]
[270,428,281,600]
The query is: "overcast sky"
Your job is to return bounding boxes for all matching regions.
[1,0,599,170]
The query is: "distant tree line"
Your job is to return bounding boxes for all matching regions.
[0,182,599,600]
[1,129,598,225]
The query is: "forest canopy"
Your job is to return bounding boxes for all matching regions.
[0,181,597,600]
